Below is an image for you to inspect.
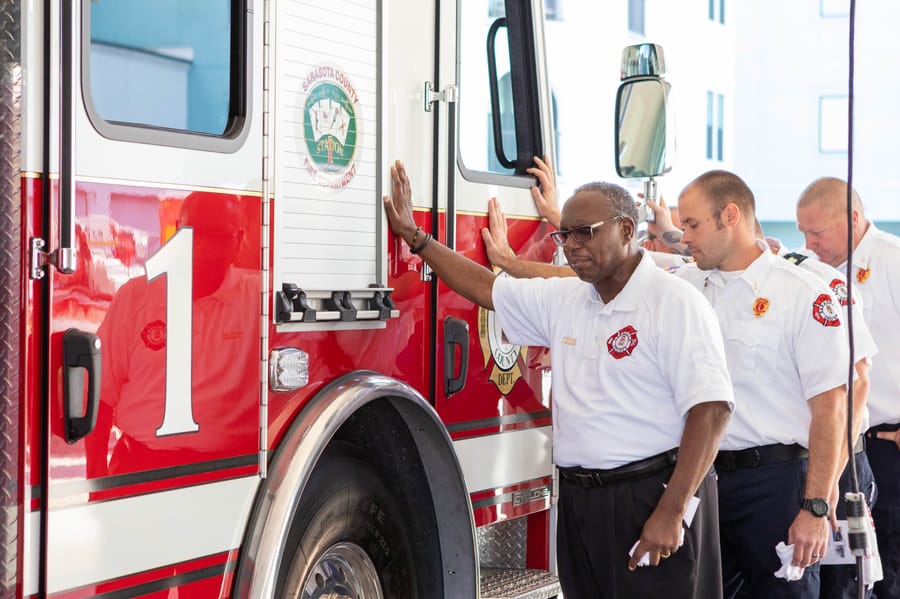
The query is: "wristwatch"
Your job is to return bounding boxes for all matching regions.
[801,497,830,518]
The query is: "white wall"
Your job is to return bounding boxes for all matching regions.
[734,1,900,221]
[546,0,900,221]
[546,0,737,206]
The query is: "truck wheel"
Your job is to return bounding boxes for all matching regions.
[279,443,419,599]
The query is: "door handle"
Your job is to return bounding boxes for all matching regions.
[443,317,469,396]
[63,329,101,443]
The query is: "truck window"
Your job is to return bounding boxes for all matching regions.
[86,0,245,141]
[459,0,543,177]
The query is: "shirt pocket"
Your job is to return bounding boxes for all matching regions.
[724,319,781,386]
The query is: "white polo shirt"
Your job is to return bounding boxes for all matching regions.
[781,250,878,362]
[674,245,850,450]
[492,250,735,469]
[785,252,879,432]
[839,224,900,426]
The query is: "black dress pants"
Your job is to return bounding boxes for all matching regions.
[557,465,722,599]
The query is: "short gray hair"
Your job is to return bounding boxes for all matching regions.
[572,181,639,223]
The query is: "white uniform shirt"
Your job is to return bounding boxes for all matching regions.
[674,245,850,450]
[492,251,735,469]
[839,224,900,426]
[788,254,879,431]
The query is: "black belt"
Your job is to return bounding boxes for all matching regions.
[715,443,808,472]
[868,423,900,436]
[558,449,678,488]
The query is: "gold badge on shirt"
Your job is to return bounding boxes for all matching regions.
[753,297,770,318]
[856,267,871,284]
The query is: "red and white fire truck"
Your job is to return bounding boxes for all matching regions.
[1,0,564,597]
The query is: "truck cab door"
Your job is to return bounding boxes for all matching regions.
[434,0,557,523]
[40,1,263,595]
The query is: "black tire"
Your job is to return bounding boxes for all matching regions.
[277,442,419,599]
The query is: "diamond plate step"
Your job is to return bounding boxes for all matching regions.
[479,567,561,599]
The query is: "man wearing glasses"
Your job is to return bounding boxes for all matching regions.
[384,160,735,599]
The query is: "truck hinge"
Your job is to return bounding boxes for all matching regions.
[424,82,458,112]
[30,237,75,280]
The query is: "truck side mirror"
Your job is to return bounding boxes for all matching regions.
[614,44,673,180]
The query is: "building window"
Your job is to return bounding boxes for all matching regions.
[819,96,848,153]
[545,0,562,21]
[628,0,645,34]
[709,0,725,24]
[706,92,713,159]
[717,93,724,160]
[706,91,724,161]
[820,0,849,18]
[495,0,562,22]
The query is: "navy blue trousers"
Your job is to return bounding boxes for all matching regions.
[866,428,900,599]
[719,458,820,599]
[820,449,877,599]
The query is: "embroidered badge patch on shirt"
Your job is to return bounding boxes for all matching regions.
[753,297,770,318]
[141,319,167,350]
[856,267,870,284]
[812,294,841,328]
[828,278,853,306]
[607,325,638,359]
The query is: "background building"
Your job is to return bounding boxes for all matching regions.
[544,0,900,249]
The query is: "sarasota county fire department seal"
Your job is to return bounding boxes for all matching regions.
[812,293,841,327]
[607,325,639,359]
[829,278,853,306]
[141,320,166,351]
[302,65,360,189]
[478,271,527,395]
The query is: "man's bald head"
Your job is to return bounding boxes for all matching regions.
[796,177,867,267]
[797,177,863,218]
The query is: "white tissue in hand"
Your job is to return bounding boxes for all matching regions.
[773,541,805,581]
[629,528,686,567]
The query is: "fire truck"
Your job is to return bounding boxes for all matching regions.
[0,0,567,597]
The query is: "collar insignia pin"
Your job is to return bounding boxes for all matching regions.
[753,297,770,318]
[856,267,871,284]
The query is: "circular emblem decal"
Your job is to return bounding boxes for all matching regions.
[752,297,770,318]
[302,66,360,189]
[607,325,639,359]
[812,293,841,327]
[478,272,527,395]
[141,319,167,351]
[829,278,852,306]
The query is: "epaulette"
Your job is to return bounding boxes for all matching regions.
[783,252,809,265]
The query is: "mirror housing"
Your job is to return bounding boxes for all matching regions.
[614,44,674,181]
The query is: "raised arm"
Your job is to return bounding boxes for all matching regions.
[383,160,497,309]
[525,155,560,228]
[482,197,575,279]
[645,197,690,256]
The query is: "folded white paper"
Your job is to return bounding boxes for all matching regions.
[628,486,698,567]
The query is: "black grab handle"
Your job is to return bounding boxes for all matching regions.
[63,329,102,443]
[444,317,469,397]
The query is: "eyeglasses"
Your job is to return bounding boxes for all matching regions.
[549,216,624,246]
